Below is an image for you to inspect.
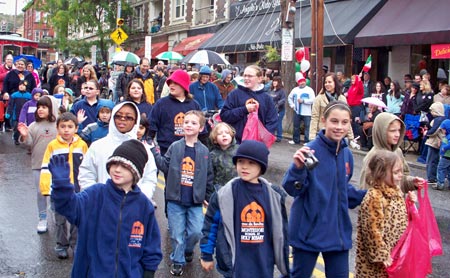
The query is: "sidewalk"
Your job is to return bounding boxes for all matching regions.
[264,137,426,184]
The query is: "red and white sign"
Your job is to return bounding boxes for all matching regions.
[431,44,450,59]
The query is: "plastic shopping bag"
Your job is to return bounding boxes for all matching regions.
[242,111,276,148]
[418,182,443,257]
[386,197,432,278]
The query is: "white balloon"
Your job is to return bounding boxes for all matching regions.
[300,60,310,73]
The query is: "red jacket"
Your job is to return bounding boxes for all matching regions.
[347,75,364,106]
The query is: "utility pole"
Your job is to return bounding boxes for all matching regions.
[310,0,324,94]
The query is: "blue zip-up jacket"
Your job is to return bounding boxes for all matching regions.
[220,84,278,143]
[282,130,366,252]
[71,98,109,127]
[200,177,290,277]
[151,138,214,203]
[7,90,32,121]
[51,178,162,278]
[79,119,109,146]
[190,81,224,111]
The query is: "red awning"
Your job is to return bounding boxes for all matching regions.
[355,0,450,47]
[135,41,168,58]
[173,33,214,56]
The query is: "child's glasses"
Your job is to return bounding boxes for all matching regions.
[113,114,135,122]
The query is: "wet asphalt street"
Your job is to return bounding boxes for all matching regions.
[0,131,449,277]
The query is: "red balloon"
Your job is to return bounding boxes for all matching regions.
[295,49,305,62]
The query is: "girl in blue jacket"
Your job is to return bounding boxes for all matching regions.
[282,101,366,278]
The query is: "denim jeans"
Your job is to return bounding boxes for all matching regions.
[437,157,450,185]
[426,147,440,182]
[167,202,204,264]
[276,109,286,140]
[293,114,311,144]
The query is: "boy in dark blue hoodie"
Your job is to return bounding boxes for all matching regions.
[6,80,32,144]
[48,139,162,277]
[200,140,289,278]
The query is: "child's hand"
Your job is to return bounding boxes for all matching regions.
[408,191,418,203]
[77,109,87,124]
[293,146,314,169]
[200,259,214,271]
[413,177,425,189]
[17,122,28,137]
[383,257,393,268]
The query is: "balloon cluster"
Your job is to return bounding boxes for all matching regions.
[295,48,310,73]
[295,48,310,85]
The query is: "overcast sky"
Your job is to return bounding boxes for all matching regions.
[1,0,26,16]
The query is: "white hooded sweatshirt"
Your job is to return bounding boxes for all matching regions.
[78,101,157,199]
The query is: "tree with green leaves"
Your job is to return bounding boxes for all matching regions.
[33,0,131,63]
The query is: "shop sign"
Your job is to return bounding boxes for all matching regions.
[431,44,450,59]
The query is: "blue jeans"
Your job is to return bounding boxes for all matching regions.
[276,109,286,140]
[293,114,311,144]
[437,157,450,185]
[291,248,349,278]
[167,202,204,264]
[426,147,439,182]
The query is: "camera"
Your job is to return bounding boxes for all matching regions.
[304,151,319,170]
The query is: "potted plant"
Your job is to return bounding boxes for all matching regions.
[259,45,281,70]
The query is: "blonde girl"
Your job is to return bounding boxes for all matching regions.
[355,150,423,278]
[209,122,238,189]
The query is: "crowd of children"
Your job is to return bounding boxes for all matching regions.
[3,63,437,278]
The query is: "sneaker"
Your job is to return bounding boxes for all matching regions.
[37,219,48,234]
[436,183,446,191]
[55,247,69,259]
[185,252,194,263]
[170,263,183,276]
[288,140,297,145]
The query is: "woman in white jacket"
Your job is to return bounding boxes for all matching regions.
[78,101,157,202]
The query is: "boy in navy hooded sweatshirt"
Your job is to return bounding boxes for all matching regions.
[48,139,162,277]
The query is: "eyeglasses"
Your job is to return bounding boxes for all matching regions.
[113,114,135,122]
[82,87,97,90]
[243,74,256,78]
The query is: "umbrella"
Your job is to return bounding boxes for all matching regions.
[111,51,140,66]
[64,57,84,65]
[361,97,387,109]
[156,51,184,61]
[14,55,42,69]
[181,50,230,65]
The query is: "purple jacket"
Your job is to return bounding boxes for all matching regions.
[19,88,43,125]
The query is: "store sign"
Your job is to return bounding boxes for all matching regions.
[431,44,450,59]
[232,0,281,18]
[281,28,293,61]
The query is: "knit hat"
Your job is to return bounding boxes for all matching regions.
[296,72,306,84]
[221,69,231,81]
[106,139,148,184]
[430,102,444,117]
[166,69,190,93]
[411,82,420,91]
[64,88,74,96]
[233,140,269,175]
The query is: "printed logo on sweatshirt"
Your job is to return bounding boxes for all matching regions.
[181,157,195,187]
[128,221,144,248]
[240,201,265,243]
[57,79,66,86]
[174,112,185,136]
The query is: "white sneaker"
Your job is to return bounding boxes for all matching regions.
[288,140,296,145]
[37,219,48,234]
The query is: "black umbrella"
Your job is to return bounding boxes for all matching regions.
[180,50,229,65]
[64,57,84,65]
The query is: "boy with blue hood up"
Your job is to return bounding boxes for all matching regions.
[78,100,115,146]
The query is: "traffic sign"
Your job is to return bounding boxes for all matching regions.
[110,27,128,45]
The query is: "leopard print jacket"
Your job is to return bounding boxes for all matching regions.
[355,184,408,278]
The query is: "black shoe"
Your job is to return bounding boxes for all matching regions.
[14,140,19,145]
[170,263,183,276]
[55,247,68,259]
[185,252,194,263]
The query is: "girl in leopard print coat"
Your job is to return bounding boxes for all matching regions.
[355,150,424,278]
